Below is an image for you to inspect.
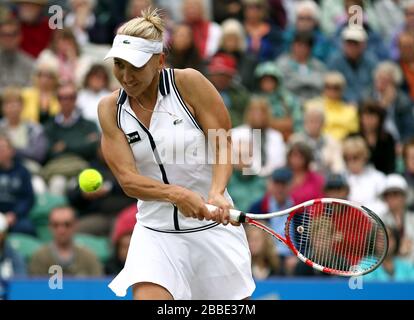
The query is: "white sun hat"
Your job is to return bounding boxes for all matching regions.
[104,35,163,68]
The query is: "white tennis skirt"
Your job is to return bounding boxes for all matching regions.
[108,221,256,300]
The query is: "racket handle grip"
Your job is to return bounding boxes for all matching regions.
[205,204,243,222]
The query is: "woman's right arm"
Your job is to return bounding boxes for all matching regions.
[97,93,214,221]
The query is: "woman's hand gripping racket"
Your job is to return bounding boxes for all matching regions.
[206,198,388,276]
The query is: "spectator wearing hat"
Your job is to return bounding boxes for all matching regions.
[0,134,35,235]
[381,174,414,262]
[327,26,378,105]
[105,204,137,275]
[330,0,388,61]
[0,17,34,92]
[357,100,396,174]
[29,206,103,276]
[242,0,284,62]
[343,135,386,214]
[254,61,302,140]
[304,71,358,141]
[0,212,26,299]
[287,141,325,205]
[217,18,258,90]
[12,0,54,58]
[323,173,349,200]
[231,97,286,177]
[290,105,345,175]
[276,31,327,105]
[364,61,414,144]
[283,0,333,63]
[248,167,297,275]
[207,53,250,127]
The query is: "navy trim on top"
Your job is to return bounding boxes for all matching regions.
[144,222,219,234]
[123,105,180,231]
[168,69,203,132]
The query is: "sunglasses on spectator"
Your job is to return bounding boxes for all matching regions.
[50,221,74,229]
[325,84,342,91]
[57,94,76,101]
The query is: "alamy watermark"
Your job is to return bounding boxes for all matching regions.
[49,265,63,290]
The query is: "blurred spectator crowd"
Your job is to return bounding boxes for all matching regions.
[1,0,414,298]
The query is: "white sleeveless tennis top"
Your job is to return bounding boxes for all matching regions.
[116,68,233,233]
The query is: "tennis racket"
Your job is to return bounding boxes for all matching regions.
[206,198,388,277]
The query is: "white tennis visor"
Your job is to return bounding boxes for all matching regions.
[104,35,163,68]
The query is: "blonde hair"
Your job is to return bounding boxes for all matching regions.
[296,0,320,20]
[1,86,23,104]
[342,136,370,160]
[220,19,247,51]
[244,96,272,125]
[324,72,346,88]
[374,61,403,85]
[117,7,164,41]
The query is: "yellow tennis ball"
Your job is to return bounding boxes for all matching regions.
[78,169,103,192]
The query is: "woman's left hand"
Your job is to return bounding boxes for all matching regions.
[207,193,240,226]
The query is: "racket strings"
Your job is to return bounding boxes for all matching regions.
[290,203,387,274]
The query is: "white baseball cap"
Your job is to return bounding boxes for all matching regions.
[104,35,163,68]
[0,213,8,233]
[342,26,368,42]
[382,174,408,196]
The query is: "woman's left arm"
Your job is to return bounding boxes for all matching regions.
[174,68,236,225]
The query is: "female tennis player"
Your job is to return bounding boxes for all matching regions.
[98,8,255,300]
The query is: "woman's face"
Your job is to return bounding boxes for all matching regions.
[361,112,380,132]
[295,9,316,32]
[288,149,307,171]
[2,98,22,123]
[344,152,366,174]
[222,33,240,53]
[172,25,193,51]
[56,37,77,56]
[244,3,265,22]
[88,72,107,91]
[304,111,324,138]
[375,71,394,92]
[259,76,278,93]
[246,102,268,129]
[324,82,343,100]
[37,69,57,90]
[247,227,266,256]
[113,54,162,97]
